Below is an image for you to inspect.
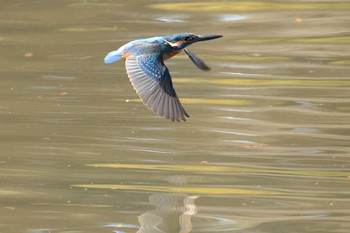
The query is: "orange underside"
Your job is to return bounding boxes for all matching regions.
[163,49,182,60]
[122,41,183,60]
[121,52,131,60]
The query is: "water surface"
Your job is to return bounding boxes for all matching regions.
[1,1,350,233]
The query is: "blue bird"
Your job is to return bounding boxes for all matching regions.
[104,33,222,122]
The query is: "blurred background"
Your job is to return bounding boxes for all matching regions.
[1,1,350,232]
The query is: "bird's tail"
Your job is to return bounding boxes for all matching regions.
[104,50,122,64]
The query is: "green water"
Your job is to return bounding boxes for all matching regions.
[1,1,350,233]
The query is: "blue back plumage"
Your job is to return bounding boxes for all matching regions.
[104,33,198,64]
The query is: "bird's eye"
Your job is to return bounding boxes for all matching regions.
[183,36,196,42]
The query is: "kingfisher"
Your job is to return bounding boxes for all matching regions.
[104,33,222,122]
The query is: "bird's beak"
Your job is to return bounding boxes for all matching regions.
[195,34,223,42]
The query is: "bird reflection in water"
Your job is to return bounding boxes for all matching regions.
[137,175,199,233]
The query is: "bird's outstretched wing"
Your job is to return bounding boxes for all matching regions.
[184,48,210,71]
[125,54,189,122]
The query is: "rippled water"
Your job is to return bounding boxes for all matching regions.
[1,1,350,233]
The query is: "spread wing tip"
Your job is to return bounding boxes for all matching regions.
[152,98,190,122]
[125,53,190,122]
[129,76,190,122]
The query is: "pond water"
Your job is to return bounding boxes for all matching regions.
[1,1,350,233]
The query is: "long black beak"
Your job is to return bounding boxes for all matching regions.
[196,34,223,42]
[185,34,222,71]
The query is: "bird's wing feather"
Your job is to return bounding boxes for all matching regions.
[125,54,189,122]
[184,48,211,71]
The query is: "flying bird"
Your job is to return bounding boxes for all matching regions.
[104,33,222,122]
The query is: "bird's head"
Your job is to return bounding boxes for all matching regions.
[163,33,222,50]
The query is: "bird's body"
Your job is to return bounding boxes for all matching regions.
[104,33,222,122]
